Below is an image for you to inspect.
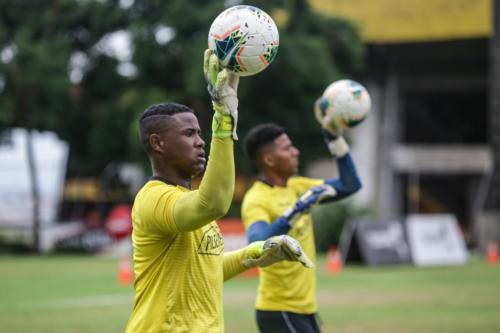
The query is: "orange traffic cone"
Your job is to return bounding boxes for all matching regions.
[327,247,343,275]
[118,255,134,285]
[487,240,498,266]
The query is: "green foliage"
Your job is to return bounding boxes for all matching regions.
[0,0,132,175]
[312,200,373,252]
[228,0,365,171]
[0,0,365,178]
[0,235,32,253]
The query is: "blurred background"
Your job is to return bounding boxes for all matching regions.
[0,0,499,332]
[1,0,499,255]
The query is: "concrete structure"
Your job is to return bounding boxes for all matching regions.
[309,0,499,249]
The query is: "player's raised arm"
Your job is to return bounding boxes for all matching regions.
[314,95,362,202]
[173,50,239,232]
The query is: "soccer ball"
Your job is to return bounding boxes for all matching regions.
[208,5,279,76]
[317,79,371,129]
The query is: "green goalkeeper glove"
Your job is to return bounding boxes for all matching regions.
[203,49,239,140]
[242,235,315,268]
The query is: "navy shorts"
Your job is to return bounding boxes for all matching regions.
[256,310,322,333]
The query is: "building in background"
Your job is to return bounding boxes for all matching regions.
[308,0,499,249]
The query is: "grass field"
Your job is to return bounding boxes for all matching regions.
[0,255,499,333]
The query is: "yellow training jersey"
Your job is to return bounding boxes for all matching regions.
[126,180,225,333]
[241,176,323,314]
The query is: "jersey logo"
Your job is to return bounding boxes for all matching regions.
[277,200,291,208]
[198,225,224,255]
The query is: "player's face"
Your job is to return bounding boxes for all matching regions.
[270,133,300,177]
[160,112,206,178]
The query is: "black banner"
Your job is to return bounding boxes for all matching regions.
[340,219,411,266]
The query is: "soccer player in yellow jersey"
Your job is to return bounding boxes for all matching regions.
[125,50,313,333]
[241,118,362,332]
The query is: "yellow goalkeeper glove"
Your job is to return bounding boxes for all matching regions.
[242,235,314,268]
[203,49,239,140]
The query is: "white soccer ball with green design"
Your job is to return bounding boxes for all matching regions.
[208,5,279,76]
[317,79,371,129]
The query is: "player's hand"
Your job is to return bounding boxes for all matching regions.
[282,184,337,225]
[204,49,239,139]
[314,97,350,157]
[242,235,314,268]
[314,96,342,137]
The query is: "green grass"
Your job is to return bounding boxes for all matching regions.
[0,255,499,332]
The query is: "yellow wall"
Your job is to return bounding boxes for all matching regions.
[309,0,492,43]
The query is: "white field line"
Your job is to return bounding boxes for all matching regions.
[0,294,134,311]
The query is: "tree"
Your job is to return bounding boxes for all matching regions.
[1,0,365,173]
[126,0,365,172]
[0,0,131,251]
[0,0,366,249]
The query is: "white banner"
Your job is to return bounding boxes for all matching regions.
[407,214,468,266]
[0,128,68,227]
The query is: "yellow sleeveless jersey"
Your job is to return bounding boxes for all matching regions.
[241,176,323,314]
[126,180,225,333]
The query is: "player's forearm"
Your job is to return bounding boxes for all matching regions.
[173,135,234,232]
[324,153,362,201]
[247,220,291,243]
[223,248,248,281]
[336,153,362,191]
[198,136,235,216]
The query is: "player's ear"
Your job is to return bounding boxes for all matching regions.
[149,133,165,154]
[262,153,275,168]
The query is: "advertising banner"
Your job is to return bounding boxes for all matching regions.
[407,214,468,266]
[340,219,411,266]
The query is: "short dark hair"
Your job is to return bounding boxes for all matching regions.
[243,123,285,165]
[139,102,194,153]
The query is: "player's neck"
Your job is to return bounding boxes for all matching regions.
[151,165,191,189]
[260,172,288,187]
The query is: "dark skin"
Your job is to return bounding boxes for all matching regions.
[148,112,206,189]
[257,133,300,187]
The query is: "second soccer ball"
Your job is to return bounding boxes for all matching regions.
[208,5,279,76]
[317,79,371,130]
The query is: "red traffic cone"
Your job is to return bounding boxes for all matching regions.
[327,247,343,275]
[118,255,134,285]
[487,240,498,266]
